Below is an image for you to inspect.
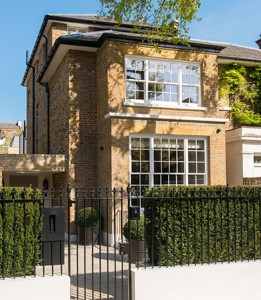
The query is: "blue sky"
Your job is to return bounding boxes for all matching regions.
[0,0,260,123]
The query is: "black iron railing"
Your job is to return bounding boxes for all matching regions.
[1,185,261,300]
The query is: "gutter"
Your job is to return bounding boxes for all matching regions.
[218,55,261,63]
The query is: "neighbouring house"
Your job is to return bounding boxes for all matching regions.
[2,14,261,195]
[0,122,22,154]
[0,122,65,189]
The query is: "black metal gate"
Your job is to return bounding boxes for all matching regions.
[40,186,137,300]
[66,186,132,300]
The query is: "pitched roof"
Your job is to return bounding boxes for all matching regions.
[0,123,19,130]
[190,39,261,62]
[47,14,137,27]
[23,14,261,85]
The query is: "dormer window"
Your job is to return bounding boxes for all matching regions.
[67,26,88,35]
[125,56,201,107]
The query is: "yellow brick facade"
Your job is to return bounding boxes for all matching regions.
[25,24,231,192]
[96,41,230,188]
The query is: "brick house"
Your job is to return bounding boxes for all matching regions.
[14,14,261,195]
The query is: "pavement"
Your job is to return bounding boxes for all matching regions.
[37,243,131,300]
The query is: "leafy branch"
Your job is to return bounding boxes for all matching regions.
[98,0,201,45]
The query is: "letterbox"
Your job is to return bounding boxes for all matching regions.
[41,207,65,265]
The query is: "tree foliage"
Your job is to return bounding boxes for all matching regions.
[98,0,201,44]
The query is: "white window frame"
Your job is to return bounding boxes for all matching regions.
[254,153,261,166]
[129,135,208,194]
[125,55,202,108]
[67,26,88,35]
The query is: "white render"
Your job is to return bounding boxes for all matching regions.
[226,127,261,185]
[0,275,70,300]
[131,261,261,300]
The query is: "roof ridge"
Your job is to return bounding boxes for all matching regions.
[190,38,261,51]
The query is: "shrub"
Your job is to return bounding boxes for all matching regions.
[75,207,100,227]
[144,186,261,266]
[0,187,42,278]
[123,216,145,240]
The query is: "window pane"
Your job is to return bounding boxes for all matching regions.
[197,151,205,161]
[189,163,196,173]
[141,175,149,184]
[178,163,184,173]
[154,150,161,161]
[141,138,150,149]
[141,150,150,160]
[178,151,184,161]
[162,175,168,185]
[154,162,161,172]
[188,140,196,149]
[164,72,171,82]
[131,150,140,160]
[131,138,140,148]
[197,175,204,185]
[182,94,193,103]
[126,90,135,99]
[131,175,139,184]
[188,175,195,185]
[141,162,150,173]
[170,151,177,161]
[197,140,205,150]
[169,175,176,184]
[154,175,160,185]
[154,139,161,148]
[170,94,178,103]
[132,162,140,172]
[177,140,184,149]
[177,175,184,184]
[171,86,178,93]
[148,92,155,100]
[188,151,196,161]
[169,140,177,149]
[162,139,169,148]
[162,162,169,173]
[162,150,169,160]
[170,162,177,173]
[197,163,205,173]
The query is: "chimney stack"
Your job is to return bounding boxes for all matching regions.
[256,34,261,49]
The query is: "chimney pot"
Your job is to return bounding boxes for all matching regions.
[255,34,261,49]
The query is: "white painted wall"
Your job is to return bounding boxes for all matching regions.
[226,127,261,184]
[0,275,70,300]
[132,261,261,300]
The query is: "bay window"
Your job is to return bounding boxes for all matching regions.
[126,57,201,106]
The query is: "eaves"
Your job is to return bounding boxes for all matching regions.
[37,32,225,84]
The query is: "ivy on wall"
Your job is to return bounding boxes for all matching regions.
[219,63,261,127]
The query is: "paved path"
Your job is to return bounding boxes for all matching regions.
[37,243,131,300]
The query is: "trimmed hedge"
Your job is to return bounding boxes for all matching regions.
[144,186,261,266]
[0,187,42,278]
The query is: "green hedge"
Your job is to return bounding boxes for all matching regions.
[0,187,42,278]
[144,186,261,266]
